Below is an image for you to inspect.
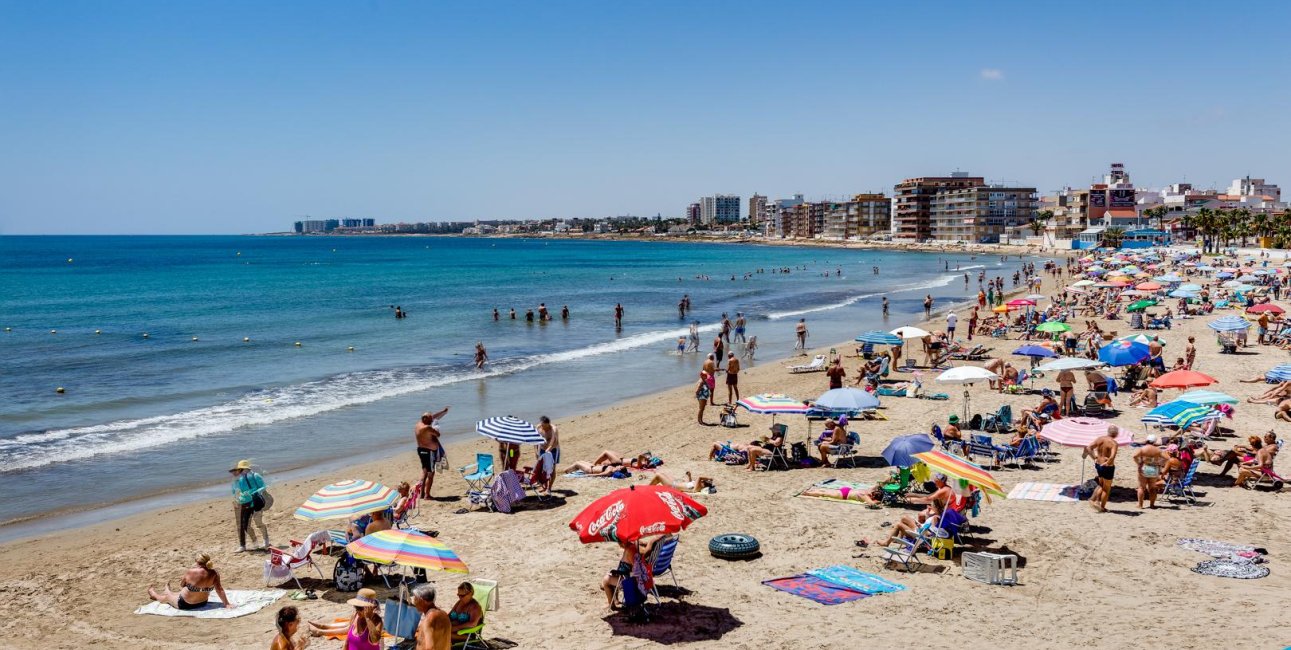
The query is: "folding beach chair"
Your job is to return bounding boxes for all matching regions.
[824,431,861,467]
[880,466,914,504]
[264,530,329,590]
[981,405,1012,433]
[787,355,826,373]
[613,535,681,606]
[966,434,1003,469]
[1250,465,1287,491]
[1000,435,1040,468]
[1162,459,1200,505]
[455,578,499,650]
[393,488,421,529]
[459,453,495,493]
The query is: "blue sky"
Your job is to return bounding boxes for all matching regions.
[1,1,1288,234]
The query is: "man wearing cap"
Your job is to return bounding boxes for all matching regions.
[1133,434,1168,509]
[413,583,451,650]
[229,460,270,552]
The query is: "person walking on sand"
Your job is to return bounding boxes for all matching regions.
[695,371,713,424]
[795,318,808,350]
[614,303,624,329]
[946,311,957,340]
[229,459,270,552]
[473,342,488,369]
[1084,425,1120,512]
[1134,434,1167,509]
[967,307,979,341]
[725,352,741,404]
[415,407,450,499]
[702,354,719,406]
[713,334,725,366]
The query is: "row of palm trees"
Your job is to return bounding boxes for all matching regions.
[1095,206,1291,252]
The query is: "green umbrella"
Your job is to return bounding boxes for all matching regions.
[1035,321,1071,334]
[1126,299,1157,312]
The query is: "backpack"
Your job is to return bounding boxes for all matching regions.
[333,553,365,592]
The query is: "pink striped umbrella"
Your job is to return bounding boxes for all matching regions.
[1038,417,1133,448]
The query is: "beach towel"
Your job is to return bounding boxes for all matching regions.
[1191,559,1269,580]
[795,480,871,505]
[1176,538,1257,559]
[134,589,285,618]
[806,565,906,594]
[1007,482,1080,503]
[762,575,870,605]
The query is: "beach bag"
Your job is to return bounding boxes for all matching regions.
[720,410,738,428]
[385,584,421,640]
[251,492,267,512]
[333,553,365,592]
[790,442,808,463]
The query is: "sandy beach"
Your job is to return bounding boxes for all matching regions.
[2,253,1288,650]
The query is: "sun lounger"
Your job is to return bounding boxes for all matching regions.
[787,354,827,373]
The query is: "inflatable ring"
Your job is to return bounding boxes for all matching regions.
[709,533,760,559]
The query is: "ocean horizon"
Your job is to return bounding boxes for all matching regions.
[0,235,1032,531]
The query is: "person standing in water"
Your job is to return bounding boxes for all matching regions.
[561,305,570,320]
[474,343,488,369]
[881,296,889,316]
[795,318,808,350]
[614,303,624,329]
[733,313,747,343]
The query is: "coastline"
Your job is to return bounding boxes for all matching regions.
[15,246,1287,650]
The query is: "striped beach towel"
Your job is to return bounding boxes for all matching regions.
[1007,482,1080,502]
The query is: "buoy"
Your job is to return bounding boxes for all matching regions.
[347,346,355,351]
[67,258,73,263]
[56,387,65,394]
[95,329,101,335]
[294,341,302,347]
[236,251,241,256]
[191,336,199,342]
[4,327,10,332]
[243,337,250,342]
[50,329,57,334]
[332,249,336,252]
[142,333,150,338]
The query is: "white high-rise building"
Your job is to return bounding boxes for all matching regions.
[1227,177,1281,202]
[699,194,741,225]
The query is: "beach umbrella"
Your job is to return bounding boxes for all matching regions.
[1126,299,1157,312]
[1169,289,1199,299]
[1025,294,1047,302]
[1266,364,1291,382]
[475,415,545,445]
[1113,333,1165,347]
[1177,389,1239,406]
[1154,274,1184,283]
[295,479,398,521]
[992,305,1012,313]
[1247,303,1285,315]
[890,326,930,339]
[881,434,935,468]
[1179,283,1203,291]
[736,393,810,415]
[1136,282,1162,291]
[1035,321,1071,334]
[1098,340,1150,367]
[1237,274,1258,282]
[1221,280,1244,288]
[569,484,707,544]
[1208,316,1251,332]
[1013,345,1058,359]
[912,450,1006,499]
[1036,357,1105,372]
[855,330,903,345]
[1141,401,1220,430]
[1071,280,1096,287]
[1150,370,1218,390]
[1118,290,1150,298]
[1065,287,1088,295]
[936,366,999,420]
[1216,271,1234,279]
[813,387,880,413]
[347,529,469,573]
[1039,417,1133,484]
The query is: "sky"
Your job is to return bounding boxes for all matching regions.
[1,1,1289,234]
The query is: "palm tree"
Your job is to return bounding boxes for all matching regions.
[1193,208,1214,253]
[1102,226,1126,248]
[1029,209,1054,236]
[1143,206,1167,233]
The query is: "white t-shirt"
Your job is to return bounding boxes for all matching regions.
[947,314,958,329]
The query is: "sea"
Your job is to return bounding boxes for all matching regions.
[0,235,1032,538]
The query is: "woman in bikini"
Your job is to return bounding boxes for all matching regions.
[449,582,484,643]
[649,470,714,493]
[147,553,231,610]
[1133,435,1168,509]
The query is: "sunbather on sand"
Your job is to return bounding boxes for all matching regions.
[562,460,626,477]
[584,450,655,469]
[1235,444,1279,488]
[1276,399,1291,422]
[1128,385,1158,408]
[709,441,752,461]
[649,471,714,493]
[1248,382,1291,404]
[147,553,231,610]
[802,483,881,504]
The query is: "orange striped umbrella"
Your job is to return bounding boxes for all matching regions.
[913,450,1006,498]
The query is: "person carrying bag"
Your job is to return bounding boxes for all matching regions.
[229,459,271,552]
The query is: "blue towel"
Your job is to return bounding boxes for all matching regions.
[807,565,906,594]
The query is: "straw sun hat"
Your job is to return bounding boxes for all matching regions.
[228,459,252,472]
[346,588,379,609]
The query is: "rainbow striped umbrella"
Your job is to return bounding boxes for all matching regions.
[736,393,810,415]
[347,529,469,573]
[912,450,1006,498]
[294,479,398,521]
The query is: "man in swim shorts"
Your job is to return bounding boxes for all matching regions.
[1084,424,1120,512]
[415,407,450,498]
[725,352,740,404]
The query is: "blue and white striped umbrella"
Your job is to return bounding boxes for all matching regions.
[1141,401,1220,429]
[1177,390,1240,406]
[1266,364,1291,382]
[855,330,903,345]
[1208,316,1251,332]
[475,415,545,444]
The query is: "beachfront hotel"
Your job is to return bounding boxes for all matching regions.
[928,184,1038,243]
[892,172,985,241]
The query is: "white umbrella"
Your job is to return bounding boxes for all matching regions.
[1071,280,1096,287]
[935,366,1000,420]
[1025,294,1046,302]
[1036,357,1105,372]
[890,326,930,339]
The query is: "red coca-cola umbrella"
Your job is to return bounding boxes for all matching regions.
[569,484,707,544]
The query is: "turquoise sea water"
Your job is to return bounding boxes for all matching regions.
[0,235,1030,528]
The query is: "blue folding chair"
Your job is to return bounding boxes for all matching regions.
[459,453,495,493]
[1163,459,1201,505]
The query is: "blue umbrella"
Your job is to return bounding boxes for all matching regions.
[1168,289,1199,299]
[1178,389,1239,406]
[1268,364,1291,382]
[1216,271,1234,279]
[813,387,880,413]
[881,434,935,468]
[1179,283,1203,291]
[1013,345,1059,358]
[1141,400,1217,429]
[475,415,545,444]
[1208,316,1251,332]
[1098,340,1150,366]
[854,330,903,346]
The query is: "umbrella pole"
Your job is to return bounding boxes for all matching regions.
[963,389,971,422]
